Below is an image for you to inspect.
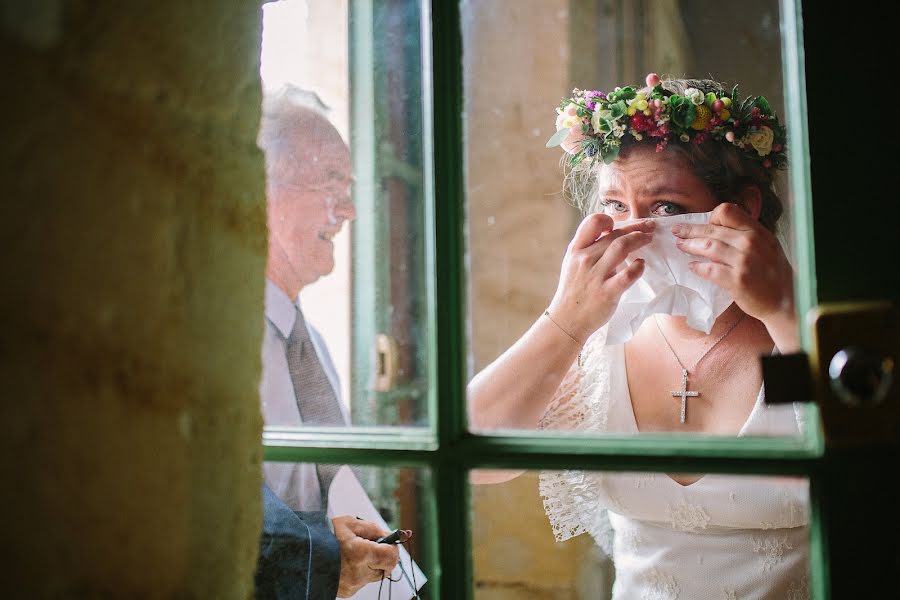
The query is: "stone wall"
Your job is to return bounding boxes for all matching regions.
[1,2,266,597]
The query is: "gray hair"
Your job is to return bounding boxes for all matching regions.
[257,83,343,178]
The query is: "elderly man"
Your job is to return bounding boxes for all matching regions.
[255,86,397,599]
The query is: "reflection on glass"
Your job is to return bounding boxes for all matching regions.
[464,1,809,437]
[262,462,432,598]
[259,0,430,429]
[471,469,810,599]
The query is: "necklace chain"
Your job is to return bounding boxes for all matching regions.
[653,313,746,373]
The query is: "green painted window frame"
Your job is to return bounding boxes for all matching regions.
[350,0,432,429]
[262,1,828,598]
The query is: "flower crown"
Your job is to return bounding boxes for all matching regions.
[546,73,787,170]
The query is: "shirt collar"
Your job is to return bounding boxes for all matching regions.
[265,278,298,339]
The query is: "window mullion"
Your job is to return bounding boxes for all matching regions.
[263,434,816,477]
[431,0,467,450]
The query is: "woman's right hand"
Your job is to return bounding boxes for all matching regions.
[547,213,655,342]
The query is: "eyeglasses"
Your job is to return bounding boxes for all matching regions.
[268,179,352,207]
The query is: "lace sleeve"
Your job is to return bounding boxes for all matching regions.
[537,326,610,433]
[536,352,587,431]
[537,327,615,555]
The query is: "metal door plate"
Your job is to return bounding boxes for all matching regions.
[809,302,898,446]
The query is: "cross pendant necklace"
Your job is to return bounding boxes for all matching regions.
[672,368,699,424]
[653,313,745,424]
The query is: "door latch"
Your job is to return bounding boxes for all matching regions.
[810,302,898,446]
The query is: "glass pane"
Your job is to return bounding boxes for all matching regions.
[261,461,434,598]
[462,0,818,441]
[470,468,812,599]
[259,0,432,432]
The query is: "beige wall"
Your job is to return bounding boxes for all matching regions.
[464,0,581,371]
[471,474,606,600]
[463,1,592,597]
[2,2,265,596]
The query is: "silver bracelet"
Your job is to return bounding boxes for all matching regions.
[543,310,583,367]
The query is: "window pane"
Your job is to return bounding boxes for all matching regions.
[470,468,812,599]
[259,0,432,432]
[463,0,817,440]
[261,461,434,597]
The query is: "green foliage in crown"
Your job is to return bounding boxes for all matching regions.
[546,73,787,170]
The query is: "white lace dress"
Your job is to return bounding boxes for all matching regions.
[539,327,810,600]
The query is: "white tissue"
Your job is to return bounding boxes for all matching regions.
[605,210,733,345]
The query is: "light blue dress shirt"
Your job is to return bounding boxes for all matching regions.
[261,279,349,511]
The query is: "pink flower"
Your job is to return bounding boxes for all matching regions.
[555,111,588,154]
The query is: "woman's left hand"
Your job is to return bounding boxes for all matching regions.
[671,202,795,327]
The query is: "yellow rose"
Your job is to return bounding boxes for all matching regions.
[747,126,775,156]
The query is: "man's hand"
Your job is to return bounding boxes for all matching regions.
[332,515,400,598]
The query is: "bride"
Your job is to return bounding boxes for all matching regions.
[468,74,810,599]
